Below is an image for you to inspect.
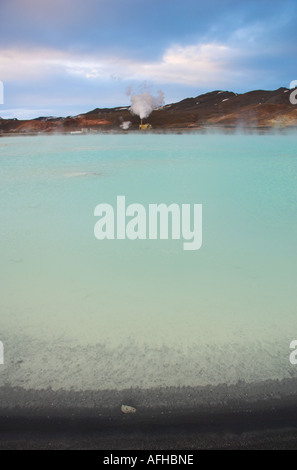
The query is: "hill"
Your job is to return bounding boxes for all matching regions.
[0,87,296,134]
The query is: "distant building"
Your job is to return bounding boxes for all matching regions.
[139,123,152,130]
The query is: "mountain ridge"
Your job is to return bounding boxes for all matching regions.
[0,87,296,134]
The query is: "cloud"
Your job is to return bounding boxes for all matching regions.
[61,42,250,87]
[0,108,55,120]
[1,0,295,118]
[140,43,244,86]
[0,40,255,89]
[0,48,68,81]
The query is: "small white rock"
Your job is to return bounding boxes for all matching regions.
[121,404,136,414]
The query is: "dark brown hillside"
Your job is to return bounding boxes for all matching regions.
[0,87,296,134]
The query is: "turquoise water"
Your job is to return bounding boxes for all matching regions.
[1,133,297,390]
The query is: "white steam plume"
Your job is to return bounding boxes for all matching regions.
[120,121,131,130]
[129,90,164,119]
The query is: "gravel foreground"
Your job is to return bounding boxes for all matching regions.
[1,378,297,449]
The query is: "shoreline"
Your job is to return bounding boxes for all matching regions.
[1,125,297,138]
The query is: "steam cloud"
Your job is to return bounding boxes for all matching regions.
[129,90,164,119]
[120,121,131,130]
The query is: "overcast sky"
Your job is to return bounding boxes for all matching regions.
[0,0,296,118]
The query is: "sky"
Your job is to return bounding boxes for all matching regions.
[0,0,296,119]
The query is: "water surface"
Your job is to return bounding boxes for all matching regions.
[0,133,297,390]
